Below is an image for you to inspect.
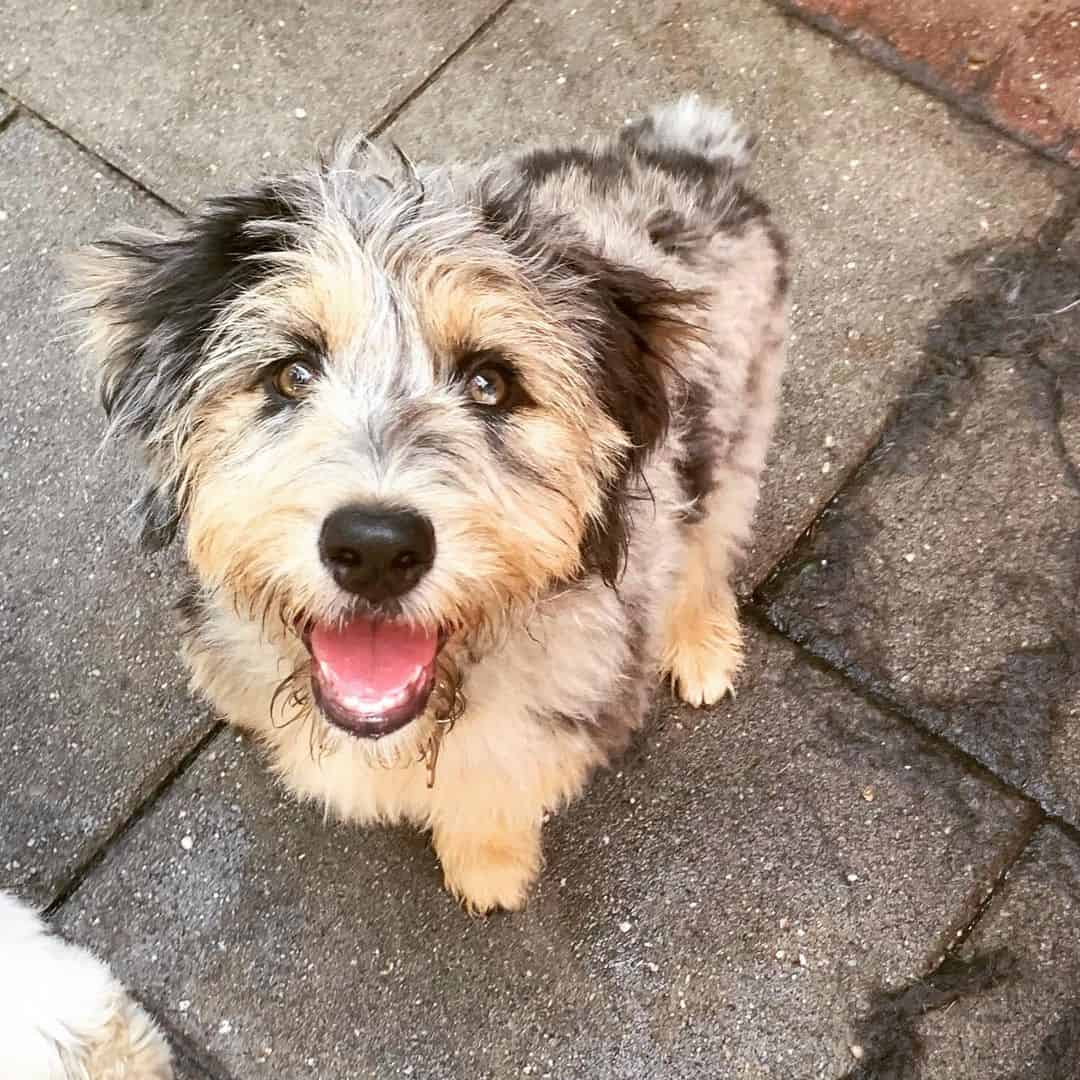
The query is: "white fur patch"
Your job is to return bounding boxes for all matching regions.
[638,95,755,173]
[0,891,172,1080]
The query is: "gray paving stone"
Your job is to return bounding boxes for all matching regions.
[0,117,213,905]
[382,0,1066,590]
[0,92,15,127]
[173,1063,209,1080]
[861,825,1080,1079]
[58,626,1033,1079]
[170,1047,221,1080]
[0,0,503,209]
[762,217,1080,824]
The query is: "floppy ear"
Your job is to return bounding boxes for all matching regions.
[478,181,704,584]
[67,186,306,550]
[563,250,704,585]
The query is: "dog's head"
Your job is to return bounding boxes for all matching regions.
[70,143,699,759]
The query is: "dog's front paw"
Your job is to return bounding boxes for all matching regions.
[662,608,743,707]
[434,824,542,915]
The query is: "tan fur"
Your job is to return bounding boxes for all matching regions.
[79,999,175,1080]
[660,518,744,705]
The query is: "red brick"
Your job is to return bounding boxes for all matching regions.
[785,0,1080,163]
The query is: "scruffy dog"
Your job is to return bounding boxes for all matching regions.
[71,99,788,913]
[0,891,173,1078]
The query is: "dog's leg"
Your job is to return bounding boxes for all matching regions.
[433,819,543,915]
[662,336,785,706]
[428,714,607,913]
[660,516,743,706]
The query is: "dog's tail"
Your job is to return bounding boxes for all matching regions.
[621,96,756,179]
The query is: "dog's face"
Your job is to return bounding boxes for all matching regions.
[71,146,696,764]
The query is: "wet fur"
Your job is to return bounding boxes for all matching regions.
[70,99,788,912]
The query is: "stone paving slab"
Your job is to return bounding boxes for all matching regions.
[0,116,213,906]
[0,92,14,127]
[922,825,1080,1078]
[851,825,1080,1078]
[383,0,1064,590]
[0,0,503,210]
[58,625,1034,1079]
[761,215,1080,825]
[172,1055,212,1080]
[775,0,1080,166]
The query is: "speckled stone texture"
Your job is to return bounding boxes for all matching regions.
[0,117,212,905]
[1,0,1079,1074]
[0,0,505,208]
[844,825,1080,1078]
[762,215,1080,824]
[918,825,1080,1079]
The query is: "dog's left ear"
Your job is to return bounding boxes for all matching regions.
[479,180,703,583]
[557,244,702,474]
[562,249,704,585]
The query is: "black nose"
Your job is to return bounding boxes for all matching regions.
[319,505,435,602]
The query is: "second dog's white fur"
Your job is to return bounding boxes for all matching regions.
[0,892,172,1080]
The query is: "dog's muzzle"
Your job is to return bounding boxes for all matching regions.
[310,503,440,738]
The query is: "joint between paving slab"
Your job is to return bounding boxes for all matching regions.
[745,603,1080,857]
[764,0,1079,169]
[746,177,1080,829]
[1,0,520,216]
[156,1012,241,1080]
[836,813,1043,1080]
[369,0,519,139]
[933,811,1042,963]
[44,720,224,919]
[0,87,184,216]
[743,605,1039,810]
[0,105,20,137]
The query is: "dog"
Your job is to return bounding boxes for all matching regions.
[0,891,173,1079]
[69,98,788,914]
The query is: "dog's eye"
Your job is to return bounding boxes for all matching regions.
[466,366,511,408]
[271,361,318,401]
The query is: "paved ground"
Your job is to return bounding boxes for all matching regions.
[1,2,1078,1077]
[775,0,1080,165]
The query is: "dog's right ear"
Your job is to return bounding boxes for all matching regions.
[67,188,307,551]
[68,227,191,552]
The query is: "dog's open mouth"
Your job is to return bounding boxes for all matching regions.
[308,618,440,738]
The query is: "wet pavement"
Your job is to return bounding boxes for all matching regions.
[2,0,1079,1076]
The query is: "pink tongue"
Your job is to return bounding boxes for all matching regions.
[310,618,438,705]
